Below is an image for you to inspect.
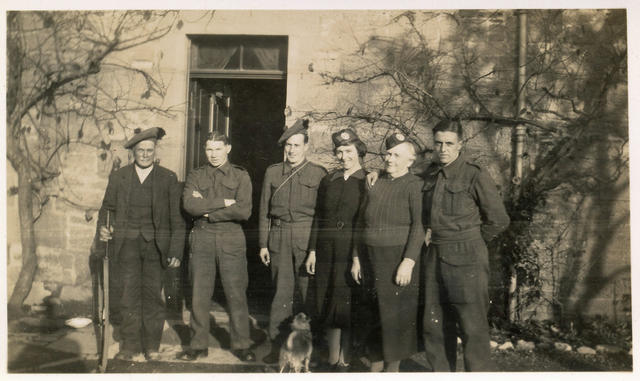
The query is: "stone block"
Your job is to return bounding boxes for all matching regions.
[24,281,53,306]
[63,268,76,285]
[60,284,93,302]
[516,340,536,351]
[35,224,67,248]
[596,344,624,354]
[36,246,64,281]
[554,342,572,352]
[9,242,22,263]
[577,346,597,355]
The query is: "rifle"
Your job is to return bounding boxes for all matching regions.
[98,211,110,373]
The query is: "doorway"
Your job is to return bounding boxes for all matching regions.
[185,77,287,312]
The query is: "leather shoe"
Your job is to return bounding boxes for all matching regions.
[232,348,256,362]
[176,348,208,361]
[114,350,137,361]
[262,350,279,364]
[144,350,161,361]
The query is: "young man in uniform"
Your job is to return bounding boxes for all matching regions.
[178,133,255,362]
[97,127,185,361]
[258,119,327,362]
[421,120,510,371]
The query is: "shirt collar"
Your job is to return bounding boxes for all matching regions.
[135,163,154,177]
[439,153,465,179]
[283,159,307,175]
[210,160,230,175]
[330,168,365,182]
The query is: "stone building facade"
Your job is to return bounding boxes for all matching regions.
[6,9,630,322]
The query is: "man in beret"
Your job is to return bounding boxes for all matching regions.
[421,120,509,371]
[258,119,327,362]
[97,127,185,361]
[178,133,255,362]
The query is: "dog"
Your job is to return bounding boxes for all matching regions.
[279,312,313,373]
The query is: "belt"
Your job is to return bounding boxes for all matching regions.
[431,227,483,244]
[271,217,312,227]
[193,218,241,230]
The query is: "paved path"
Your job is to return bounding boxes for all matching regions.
[8,304,431,373]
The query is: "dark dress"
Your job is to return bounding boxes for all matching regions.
[309,169,366,329]
[358,171,424,363]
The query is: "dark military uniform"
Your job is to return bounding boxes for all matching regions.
[183,161,253,351]
[421,154,509,371]
[258,159,327,339]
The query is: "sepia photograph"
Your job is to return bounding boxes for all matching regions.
[2,0,635,376]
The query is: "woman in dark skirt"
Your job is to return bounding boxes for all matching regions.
[307,128,367,370]
[351,133,424,372]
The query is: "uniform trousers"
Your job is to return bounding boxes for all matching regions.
[422,239,492,371]
[267,220,312,340]
[117,235,165,353]
[189,227,251,350]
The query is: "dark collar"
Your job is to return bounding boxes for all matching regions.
[329,168,365,182]
[425,153,465,179]
[283,159,308,175]
[383,171,411,181]
[440,153,465,179]
[209,160,230,175]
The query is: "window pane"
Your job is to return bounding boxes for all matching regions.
[196,44,240,69]
[191,35,287,72]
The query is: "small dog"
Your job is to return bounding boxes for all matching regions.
[279,312,313,373]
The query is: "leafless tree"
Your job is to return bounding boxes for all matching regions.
[313,9,628,322]
[6,10,193,317]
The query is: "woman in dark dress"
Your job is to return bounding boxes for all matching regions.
[351,133,424,372]
[306,129,367,370]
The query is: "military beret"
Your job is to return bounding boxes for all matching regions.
[277,119,309,145]
[385,132,416,151]
[124,127,166,149]
[331,128,361,148]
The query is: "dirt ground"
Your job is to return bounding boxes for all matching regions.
[8,323,632,373]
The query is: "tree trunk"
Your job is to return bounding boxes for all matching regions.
[8,160,38,319]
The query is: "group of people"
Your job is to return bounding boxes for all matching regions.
[96,117,509,372]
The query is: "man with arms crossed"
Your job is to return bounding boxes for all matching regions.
[179,133,255,362]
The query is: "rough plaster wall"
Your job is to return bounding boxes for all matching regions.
[6,10,630,321]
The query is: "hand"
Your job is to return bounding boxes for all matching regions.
[305,251,316,275]
[259,248,270,266]
[224,199,236,207]
[167,257,181,268]
[425,228,432,247]
[99,225,113,241]
[192,190,203,199]
[351,257,362,285]
[366,170,379,188]
[395,258,415,286]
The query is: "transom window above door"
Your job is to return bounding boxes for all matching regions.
[189,35,288,79]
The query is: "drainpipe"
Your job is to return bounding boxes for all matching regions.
[509,10,527,323]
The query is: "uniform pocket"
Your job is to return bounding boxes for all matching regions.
[220,234,246,255]
[267,225,282,253]
[441,261,478,304]
[437,241,488,303]
[221,178,239,198]
[443,182,474,216]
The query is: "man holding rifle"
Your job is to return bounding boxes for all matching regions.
[97,127,185,361]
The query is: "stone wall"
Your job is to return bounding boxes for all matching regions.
[6,10,629,322]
